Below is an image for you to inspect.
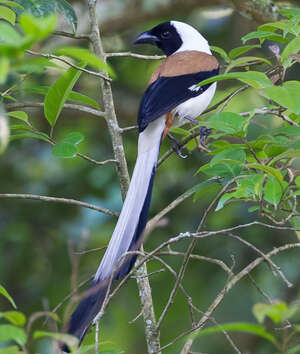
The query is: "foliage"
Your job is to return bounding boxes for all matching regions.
[191,301,300,353]
[0,283,123,353]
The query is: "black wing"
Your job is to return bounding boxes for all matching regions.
[138,68,219,132]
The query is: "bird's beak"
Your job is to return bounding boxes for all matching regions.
[134,31,159,45]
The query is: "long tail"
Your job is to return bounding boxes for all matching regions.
[63,117,166,349]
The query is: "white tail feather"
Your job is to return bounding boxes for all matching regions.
[94,116,166,281]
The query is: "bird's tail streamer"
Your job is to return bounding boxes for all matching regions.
[63,117,166,350]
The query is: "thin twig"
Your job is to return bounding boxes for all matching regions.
[0,193,119,217]
[6,102,106,119]
[105,52,165,60]
[26,50,112,82]
[155,242,300,353]
[158,251,233,277]
[77,153,116,166]
[225,232,293,287]
[53,30,91,41]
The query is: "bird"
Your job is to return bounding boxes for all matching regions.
[63,20,219,351]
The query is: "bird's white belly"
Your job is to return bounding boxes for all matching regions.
[172,82,217,127]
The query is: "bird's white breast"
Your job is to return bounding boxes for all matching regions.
[172,82,217,127]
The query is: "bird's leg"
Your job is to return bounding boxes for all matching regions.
[167,133,188,159]
[183,115,212,147]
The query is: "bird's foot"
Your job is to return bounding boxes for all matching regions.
[167,133,188,159]
[183,116,212,147]
[199,126,212,147]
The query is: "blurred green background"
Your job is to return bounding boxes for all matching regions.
[1,1,300,353]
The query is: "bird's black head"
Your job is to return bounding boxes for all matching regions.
[134,21,182,56]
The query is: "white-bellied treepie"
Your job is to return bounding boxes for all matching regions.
[63,21,219,350]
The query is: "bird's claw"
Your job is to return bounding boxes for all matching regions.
[172,143,188,159]
[199,126,212,147]
[167,132,188,159]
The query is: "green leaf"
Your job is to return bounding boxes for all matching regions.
[0,311,26,326]
[210,45,229,62]
[56,0,77,33]
[0,0,24,9]
[14,0,77,32]
[259,21,289,32]
[34,330,78,350]
[9,124,39,131]
[253,302,298,324]
[264,177,283,206]
[52,142,77,158]
[19,13,57,41]
[14,0,55,16]
[206,112,249,134]
[210,147,246,167]
[274,126,300,137]
[242,30,287,44]
[0,346,19,354]
[10,131,50,142]
[30,86,101,110]
[225,56,271,73]
[295,176,300,187]
[0,324,26,345]
[3,94,16,102]
[61,132,84,145]
[0,57,9,85]
[54,47,114,76]
[52,132,84,158]
[170,127,189,136]
[198,161,243,180]
[189,322,276,344]
[280,8,300,18]
[216,192,235,211]
[228,45,260,59]
[248,205,259,212]
[246,164,283,185]
[7,110,28,122]
[0,5,16,25]
[0,285,16,309]
[265,144,287,158]
[0,21,22,46]
[269,149,300,164]
[197,71,272,89]
[238,174,264,197]
[66,91,101,109]
[44,65,83,126]
[264,81,300,114]
[281,37,300,67]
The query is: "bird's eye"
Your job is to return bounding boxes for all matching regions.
[161,31,171,39]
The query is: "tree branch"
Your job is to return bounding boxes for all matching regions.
[26,50,112,82]
[6,102,106,119]
[88,0,130,199]
[229,0,284,23]
[0,193,119,217]
[156,242,300,353]
[106,52,165,60]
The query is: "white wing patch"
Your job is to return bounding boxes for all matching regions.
[188,84,202,92]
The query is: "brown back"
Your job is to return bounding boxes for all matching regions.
[149,50,218,85]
